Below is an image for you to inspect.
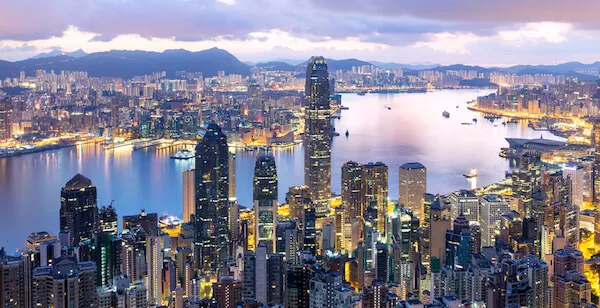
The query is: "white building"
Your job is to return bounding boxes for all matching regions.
[480,194,510,247]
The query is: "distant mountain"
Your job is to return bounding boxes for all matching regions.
[31,49,87,59]
[0,48,251,79]
[431,64,491,73]
[255,61,297,71]
[370,61,440,70]
[298,58,375,72]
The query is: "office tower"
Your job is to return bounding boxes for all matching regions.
[563,163,584,206]
[342,161,364,219]
[253,153,278,252]
[287,185,311,223]
[304,56,332,217]
[0,249,28,308]
[362,281,389,308]
[122,210,158,234]
[275,220,298,260]
[479,194,510,247]
[182,169,195,222]
[556,203,580,245]
[195,124,230,273]
[24,232,60,268]
[99,204,118,235]
[228,152,240,242]
[375,243,389,282]
[429,197,451,266]
[363,162,388,233]
[448,189,479,223]
[267,254,285,304]
[286,265,314,308]
[398,162,427,222]
[93,232,123,287]
[444,214,474,270]
[60,173,99,247]
[302,206,317,254]
[212,276,242,308]
[31,257,97,307]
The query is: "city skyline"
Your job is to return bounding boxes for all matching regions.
[2,1,600,65]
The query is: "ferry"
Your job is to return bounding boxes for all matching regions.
[463,168,478,178]
[442,111,450,118]
[461,122,473,125]
[385,105,392,110]
[345,129,349,137]
[170,149,194,160]
[472,118,478,122]
[357,91,367,96]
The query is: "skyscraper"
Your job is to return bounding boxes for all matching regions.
[195,124,230,273]
[0,101,12,141]
[398,162,427,223]
[253,153,278,253]
[593,118,600,245]
[287,185,311,223]
[182,168,195,223]
[99,204,118,235]
[363,162,388,233]
[304,56,331,217]
[341,161,364,219]
[60,174,99,247]
[479,194,509,247]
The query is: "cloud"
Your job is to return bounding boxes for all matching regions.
[413,33,482,54]
[498,22,573,44]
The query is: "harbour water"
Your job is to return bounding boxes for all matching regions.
[0,89,563,252]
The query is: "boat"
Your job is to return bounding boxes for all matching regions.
[502,121,507,125]
[385,105,392,110]
[472,118,478,122]
[461,122,473,125]
[507,119,518,124]
[442,111,450,118]
[456,105,459,108]
[463,168,477,178]
[345,129,349,137]
[170,149,194,160]
[357,91,367,96]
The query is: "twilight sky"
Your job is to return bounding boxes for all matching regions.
[1,0,600,65]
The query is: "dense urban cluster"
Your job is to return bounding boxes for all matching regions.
[2,56,600,308]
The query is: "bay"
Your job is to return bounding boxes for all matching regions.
[0,89,562,252]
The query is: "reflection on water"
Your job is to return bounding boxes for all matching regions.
[0,89,563,252]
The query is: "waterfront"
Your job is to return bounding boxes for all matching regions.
[0,89,563,252]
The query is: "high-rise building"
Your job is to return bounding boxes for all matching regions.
[241,243,284,305]
[444,214,474,270]
[31,257,97,307]
[590,118,600,245]
[60,174,99,247]
[342,161,364,219]
[363,162,388,233]
[398,162,427,222]
[212,276,242,308]
[253,153,278,253]
[304,56,332,217]
[302,206,317,254]
[429,197,451,267]
[195,124,230,273]
[479,194,509,247]
[99,204,118,235]
[93,232,123,287]
[0,101,12,140]
[182,169,195,222]
[122,210,158,235]
[448,189,479,223]
[286,265,314,308]
[554,270,592,308]
[287,185,311,224]
[563,163,584,207]
[0,249,29,308]
[228,152,239,242]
